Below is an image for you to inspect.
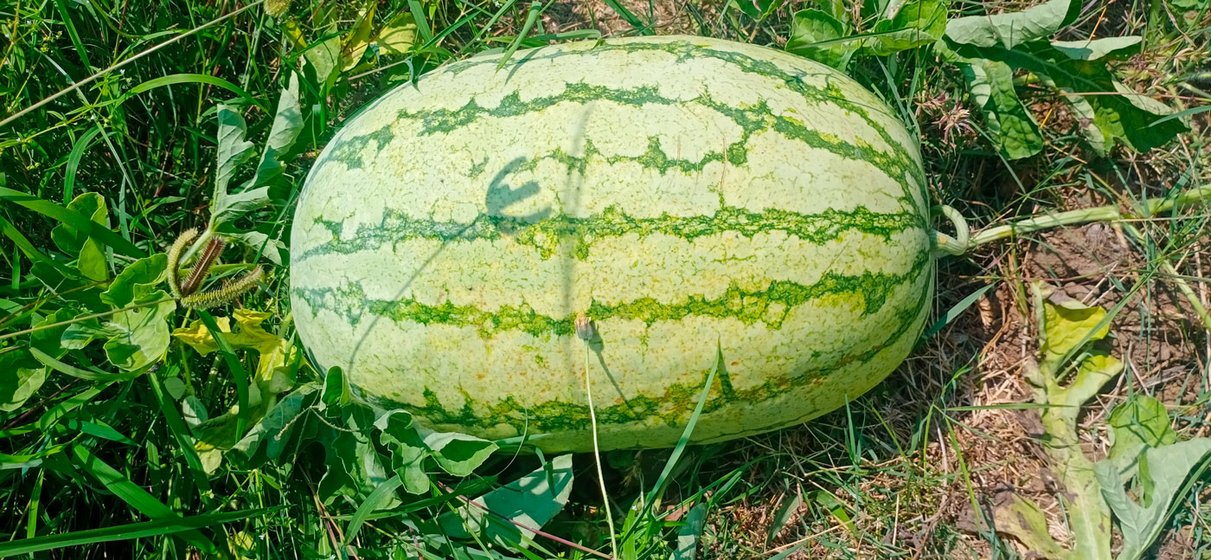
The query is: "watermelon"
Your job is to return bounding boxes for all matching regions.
[290,35,935,452]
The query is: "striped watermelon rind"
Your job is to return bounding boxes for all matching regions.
[290,35,935,452]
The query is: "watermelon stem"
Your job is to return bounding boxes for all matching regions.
[966,184,1211,250]
[932,205,971,257]
[580,313,619,557]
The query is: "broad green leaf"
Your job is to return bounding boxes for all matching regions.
[374,409,431,494]
[207,73,302,229]
[182,396,209,425]
[0,351,47,412]
[946,42,1189,154]
[208,104,268,228]
[374,409,416,444]
[30,308,75,358]
[0,186,141,257]
[50,192,110,281]
[61,319,121,350]
[1061,86,1107,153]
[233,386,314,459]
[424,432,499,477]
[314,410,382,503]
[103,293,176,371]
[378,11,418,56]
[863,0,946,56]
[1107,395,1177,476]
[304,37,342,86]
[320,366,350,409]
[945,0,1080,49]
[249,73,303,189]
[786,9,853,69]
[1081,81,1189,153]
[440,454,574,547]
[398,460,431,495]
[213,104,255,198]
[959,58,1044,159]
[1051,36,1142,61]
[50,192,103,254]
[1096,438,1211,560]
[101,253,167,308]
[1040,297,1110,368]
[210,186,271,229]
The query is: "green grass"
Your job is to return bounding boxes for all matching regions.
[2,0,1210,558]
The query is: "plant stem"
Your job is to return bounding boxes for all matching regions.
[969,184,1211,248]
[584,345,619,558]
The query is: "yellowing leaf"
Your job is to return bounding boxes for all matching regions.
[173,309,292,384]
[173,316,232,355]
[341,3,376,72]
[377,12,417,56]
[1041,298,1110,366]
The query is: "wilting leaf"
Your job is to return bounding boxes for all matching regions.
[786,9,853,69]
[945,0,1080,50]
[863,0,946,56]
[1107,395,1178,476]
[986,492,1066,559]
[440,454,575,548]
[1097,438,1211,560]
[959,58,1044,159]
[1040,297,1110,368]
[378,11,418,56]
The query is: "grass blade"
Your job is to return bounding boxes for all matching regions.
[344,474,404,544]
[0,507,278,555]
[0,187,142,257]
[123,73,264,110]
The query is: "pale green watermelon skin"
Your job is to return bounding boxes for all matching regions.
[290,35,934,452]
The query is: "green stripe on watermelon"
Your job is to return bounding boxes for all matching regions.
[293,249,928,336]
[324,85,923,215]
[350,258,934,444]
[296,204,923,263]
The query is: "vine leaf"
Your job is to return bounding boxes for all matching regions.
[173,310,296,452]
[50,192,110,281]
[786,9,852,69]
[945,0,1079,50]
[440,454,575,548]
[208,73,303,232]
[862,0,946,56]
[1096,438,1211,560]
